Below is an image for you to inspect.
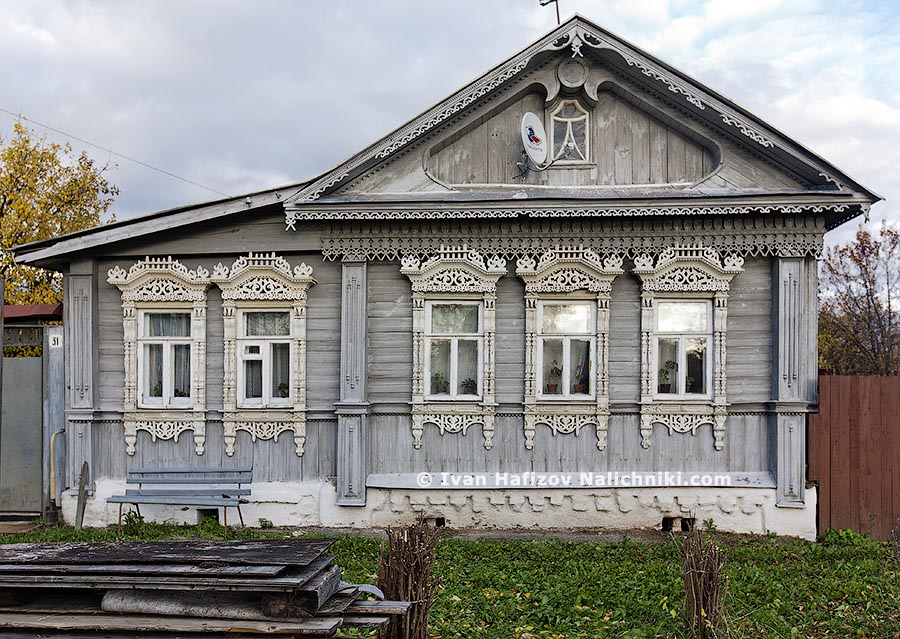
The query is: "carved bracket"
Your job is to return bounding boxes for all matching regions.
[412,412,494,450]
[123,417,206,456]
[640,413,726,451]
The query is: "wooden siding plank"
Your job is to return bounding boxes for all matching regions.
[666,129,686,182]
[631,108,650,184]
[594,92,616,184]
[613,97,633,184]
[648,119,667,183]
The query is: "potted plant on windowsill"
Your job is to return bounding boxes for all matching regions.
[431,372,449,394]
[573,364,587,394]
[546,360,563,393]
[461,377,477,395]
[658,359,677,393]
[277,382,290,398]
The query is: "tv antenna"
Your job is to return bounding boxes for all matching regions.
[540,0,561,25]
[515,112,568,179]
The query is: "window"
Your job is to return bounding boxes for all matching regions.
[550,99,589,162]
[538,302,594,398]
[108,257,211,456]
[426,302,482,399]
[632,245,744,451]
[213,252,316,458]
[654,301,711,398]
[401,246,506,450]
[238,311,292,407]
[138,312,192,408]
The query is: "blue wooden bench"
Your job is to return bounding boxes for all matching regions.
[108,467,252,531]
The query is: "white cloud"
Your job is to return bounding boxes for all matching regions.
[0,0,894,250]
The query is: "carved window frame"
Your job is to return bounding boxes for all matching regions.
[107,257,211,456]
[516,248,624,450]
[549,98,591,164]
[400,246,506,450]
[212,253,316,458]
[632,245,744,451]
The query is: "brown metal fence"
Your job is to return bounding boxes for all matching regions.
[808,375,900,540]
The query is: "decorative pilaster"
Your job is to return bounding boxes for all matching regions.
[772,256,816,507]
[64,263,97,487]
[335,259,369,506]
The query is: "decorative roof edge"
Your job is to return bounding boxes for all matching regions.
[285,202,866,230]
[283,15,880,210]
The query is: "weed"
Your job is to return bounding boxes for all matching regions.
[258,518,274,529]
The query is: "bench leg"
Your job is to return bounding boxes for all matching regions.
[237,504,245,528]
[223,506,228,534]
[118,503,123,535]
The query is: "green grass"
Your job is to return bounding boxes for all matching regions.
[3,521,898,638]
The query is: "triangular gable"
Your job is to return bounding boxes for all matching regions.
[284,15,879,216]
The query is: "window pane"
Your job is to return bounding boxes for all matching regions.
[172,344,191,398]
[658,338,679,394]
[457,340,479,395]
[146,313,191,337]
[431,305,478,334]
[657,302,708,332]
[272,343,291,398]
[685,338,708,395]
[430,339,451,394]
[245,360,263,399]
[145,344,163,399]
[542,304,592,334]
[570,339,591,394]
[245,312,290,336]
[542,339,563,394]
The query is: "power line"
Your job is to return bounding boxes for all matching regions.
[0,107,231,198]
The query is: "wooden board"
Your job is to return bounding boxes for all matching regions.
[346,601,412,615]
[0,563,285,577]
[0,539,333,566]
[0,556,335,593]
[0,612,342,635]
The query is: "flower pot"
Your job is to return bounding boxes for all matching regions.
[435,382,449,394]
[462,384,477,395]
[658,383,672,393]
[546,383,559,393]
[573,383,586,393]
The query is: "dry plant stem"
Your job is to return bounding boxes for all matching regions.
[376,515,443,639]
[679,527,728,639]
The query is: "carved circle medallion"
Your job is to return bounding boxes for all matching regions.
[558,59,588,88]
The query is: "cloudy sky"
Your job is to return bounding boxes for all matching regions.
[1,0,897,245]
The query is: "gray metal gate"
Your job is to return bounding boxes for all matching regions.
[0,324,64,517]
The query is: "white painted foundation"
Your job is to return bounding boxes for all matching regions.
[62,480,817,540]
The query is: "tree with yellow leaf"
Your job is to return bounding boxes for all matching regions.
[0,121,117,304]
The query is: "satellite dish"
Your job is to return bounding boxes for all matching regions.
[521,112,548,166]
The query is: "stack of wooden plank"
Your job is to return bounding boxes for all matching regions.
[0,539,410,637]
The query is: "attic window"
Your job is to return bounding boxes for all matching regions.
[550,99,589,162]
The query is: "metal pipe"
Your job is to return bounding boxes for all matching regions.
[49,428,65,506]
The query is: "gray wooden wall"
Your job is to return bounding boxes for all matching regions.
[365,256,773,476]
[91,244,774,483]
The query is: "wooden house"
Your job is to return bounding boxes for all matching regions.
[15,16,879,538]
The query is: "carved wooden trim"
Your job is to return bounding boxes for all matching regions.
[402,246,505,450]
[108,258,211,456]
[632,245,742,451]
[516,248,623,450]
[320,214,829,262]
[282,17,824,213]
[212,253,316,457]
[222,412,306,457]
